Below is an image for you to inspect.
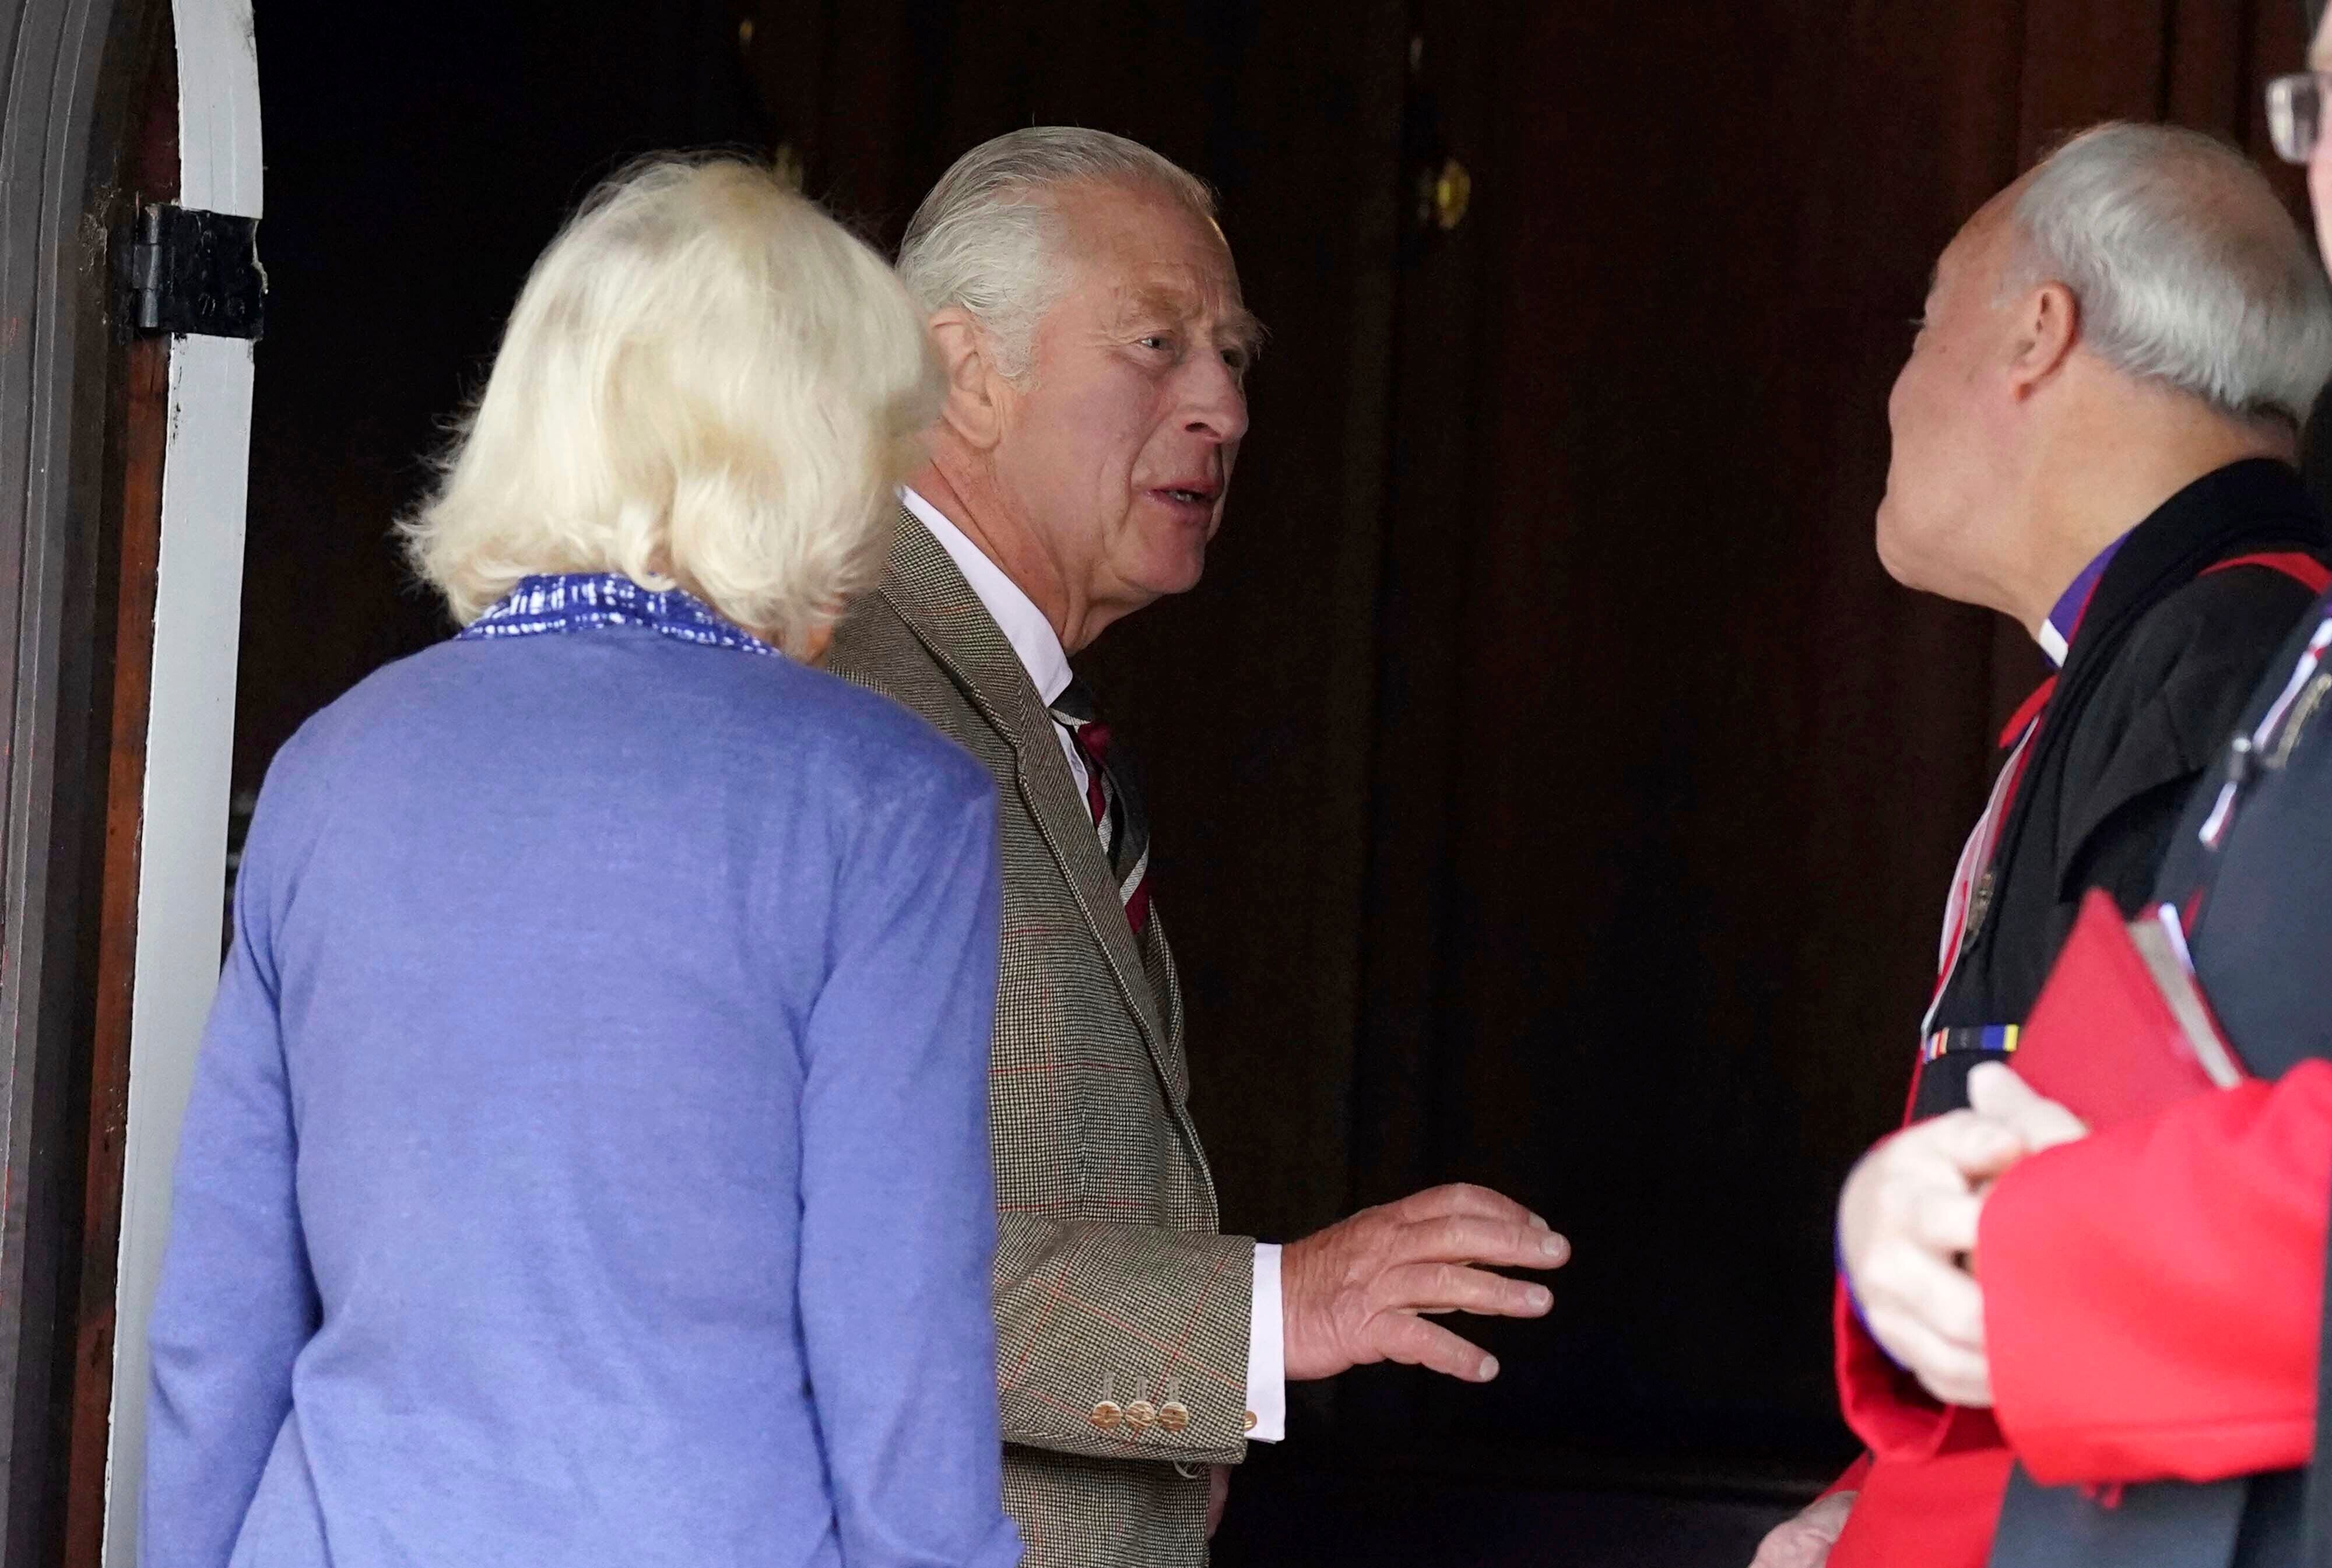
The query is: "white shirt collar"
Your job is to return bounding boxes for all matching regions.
[900,487,1074,706]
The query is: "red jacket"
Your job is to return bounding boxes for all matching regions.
[1828,1061,2332,1567]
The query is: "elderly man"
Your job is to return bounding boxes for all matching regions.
[1807,41,2332,1568]
[828,127,1568,1563]
[1751,124,2332,1568]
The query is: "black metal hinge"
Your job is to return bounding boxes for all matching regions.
[115,203,266,342]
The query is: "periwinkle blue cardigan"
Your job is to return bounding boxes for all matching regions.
[142,585,1022,1568]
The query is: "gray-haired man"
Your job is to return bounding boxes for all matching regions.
[1754,122,2332,1568]
[828,128,1569,1563]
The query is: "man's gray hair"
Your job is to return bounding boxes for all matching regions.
[2010,122,2332,427]
[897,126,1218,380]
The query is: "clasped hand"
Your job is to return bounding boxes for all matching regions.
[1836,1063,2087,1407]
[1281,1183,1569,1384]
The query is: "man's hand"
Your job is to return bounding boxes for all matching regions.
[1281,1183,1568,1383]
[1838,1066,2091,1409]
[1966,1061,2088,1155]
[1205,1464,1229,1539]
[1838,1102,2027,1407]
[1748,1492,1855,1568]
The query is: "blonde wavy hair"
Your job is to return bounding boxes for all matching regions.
[401,154,943,656]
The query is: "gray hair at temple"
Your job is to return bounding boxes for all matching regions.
[896,126,1221,382]
[2007,122,2332,428]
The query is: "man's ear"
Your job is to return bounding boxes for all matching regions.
[2006,281,2081,399]
[928,309,1009,451]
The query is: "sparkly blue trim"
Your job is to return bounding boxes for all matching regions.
[458,574,778,658]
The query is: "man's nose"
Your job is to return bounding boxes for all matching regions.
[1183,361,1251,446]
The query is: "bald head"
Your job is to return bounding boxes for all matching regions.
[2002,122,2332,427]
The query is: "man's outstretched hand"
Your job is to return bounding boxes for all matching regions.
[1281,1183,1569,1383]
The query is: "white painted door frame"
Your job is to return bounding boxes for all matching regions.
[101,2,261,1563]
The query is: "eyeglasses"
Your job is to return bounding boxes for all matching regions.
[2268,72,2331,164]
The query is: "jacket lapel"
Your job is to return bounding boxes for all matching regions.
[874,511,1179,1075]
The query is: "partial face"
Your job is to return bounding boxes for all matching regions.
[990,182,1260,623]
[1875,193,2022,600]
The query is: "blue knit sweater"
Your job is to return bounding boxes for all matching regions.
[142,582,1021,1568]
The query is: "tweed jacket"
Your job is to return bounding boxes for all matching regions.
[828,510,1256,1566]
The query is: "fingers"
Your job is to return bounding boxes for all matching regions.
[1748,1492,1855,1568]
[1372,1309,1501,1383]
[1801,1490,1857,1542]
[1379,1260,1554,1319]
[1967,1063,2089,1154]
[1841,1112,2018,1289]
[1918,1110,2029,1183]
[1282,1187,1567,1383]
[1877,1311,1994,1407]
[1904,1186,1983,1259]
[1388,1213,1572,1271]
[1862,1241,1986,1349]
[1859,1223,1992,1406]
[1386,1182,1551,1231]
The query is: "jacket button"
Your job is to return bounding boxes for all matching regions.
[1125,1399,1158,1430]
[1157,1401,1190,1433]
[1089,1401,1123,1430]
[1242,1410,1258,1432]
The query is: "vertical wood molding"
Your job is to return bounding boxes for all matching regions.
[99,3,259,1562]
[58,19,175,1561]
[0,0,161,1558]
[59,329,164,1568]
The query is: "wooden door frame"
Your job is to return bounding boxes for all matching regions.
[96,3,259,1562]
[0,2,171,1560]
[0,1,258,1563]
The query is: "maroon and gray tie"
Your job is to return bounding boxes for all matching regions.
[1049,677,1151,936]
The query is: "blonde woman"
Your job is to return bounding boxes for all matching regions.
[142,157,1021,1568]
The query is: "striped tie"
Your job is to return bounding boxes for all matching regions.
[1049,678,1152,936]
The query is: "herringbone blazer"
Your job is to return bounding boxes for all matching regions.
[828,511,1255,1567]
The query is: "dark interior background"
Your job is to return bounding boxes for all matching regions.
[239,1,2317,1560]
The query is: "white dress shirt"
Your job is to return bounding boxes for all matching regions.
[902,488,1287,1443]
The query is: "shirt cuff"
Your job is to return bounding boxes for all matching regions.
[1245,1242,1286,1442]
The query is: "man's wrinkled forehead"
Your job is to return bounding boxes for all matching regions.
[1058,183,1263,346]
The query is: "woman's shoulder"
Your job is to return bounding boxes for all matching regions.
[756,656,995,813]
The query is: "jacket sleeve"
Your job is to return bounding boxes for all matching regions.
[142,791,319,1568]
[1979,1061,2332,1488]
[992,1214,1256,1464]
[795,770,1023,1568]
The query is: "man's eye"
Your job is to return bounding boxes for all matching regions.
[1139,335,1175,352]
